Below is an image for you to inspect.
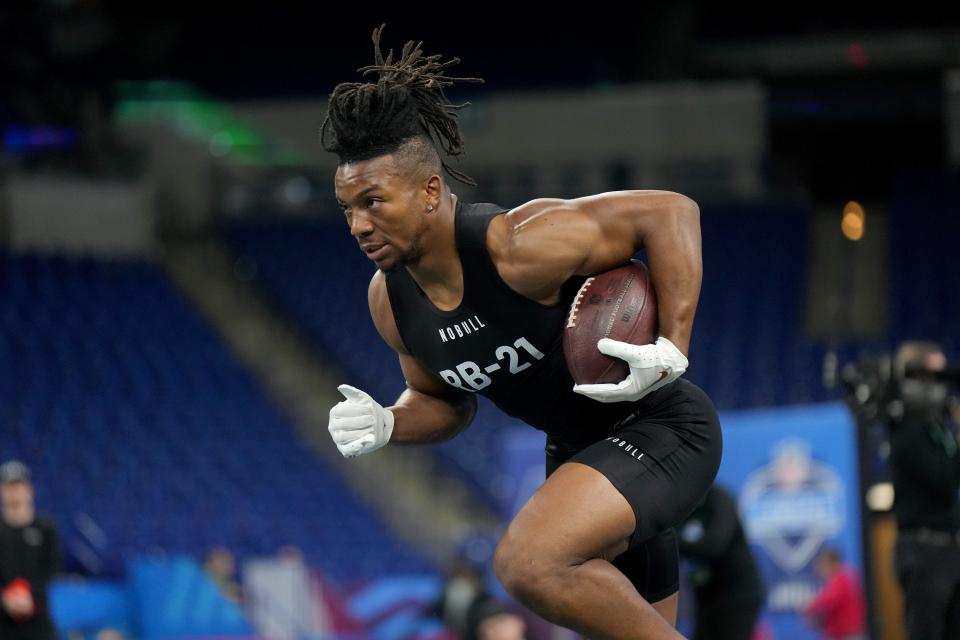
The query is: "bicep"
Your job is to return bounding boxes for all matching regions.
[570,190,699,274]
[498,191,697,298]
[496,201,612,300]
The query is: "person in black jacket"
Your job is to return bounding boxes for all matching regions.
[887,341,960,640]
[678,484,764,640]
[0,461,60,640]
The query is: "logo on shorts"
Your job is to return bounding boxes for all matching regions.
[605,436,645,461]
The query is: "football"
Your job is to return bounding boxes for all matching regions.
[563,260,659,385]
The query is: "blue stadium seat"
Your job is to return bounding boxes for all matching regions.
[889,172,960,360]
[0,252,427,579]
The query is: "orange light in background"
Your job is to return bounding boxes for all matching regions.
[841,201,865,241]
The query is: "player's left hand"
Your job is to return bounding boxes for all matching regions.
[572,336,688,403]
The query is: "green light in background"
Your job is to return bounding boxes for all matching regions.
[114,81,302,166]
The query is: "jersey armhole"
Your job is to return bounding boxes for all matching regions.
[382,273,413,354]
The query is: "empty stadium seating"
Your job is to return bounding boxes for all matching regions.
[889,172,960,360]
[0,252,427,579]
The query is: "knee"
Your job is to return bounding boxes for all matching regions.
[493,536,567,611]
[493,535,531,598]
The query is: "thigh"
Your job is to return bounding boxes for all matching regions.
[505,460,637,565]
[567,379,723,546]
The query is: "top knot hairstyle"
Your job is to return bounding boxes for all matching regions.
[321,24,484,185]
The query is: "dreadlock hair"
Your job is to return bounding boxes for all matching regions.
[321,24,483,186]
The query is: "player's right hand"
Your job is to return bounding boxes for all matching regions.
[572,336,688,403]
[328,384,395,458]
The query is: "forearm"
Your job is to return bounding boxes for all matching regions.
[388,387,476,444]
[638,199,701,355]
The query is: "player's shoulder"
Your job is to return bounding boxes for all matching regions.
[484,198,596,304]
[500,197,570,228]
[367,269,386,298]
[488,198,570,256]
[366,271,391,326]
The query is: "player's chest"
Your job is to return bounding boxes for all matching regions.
[410,310,559,393]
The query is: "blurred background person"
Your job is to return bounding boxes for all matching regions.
[436,552,490,639]
[888,341,960,640]
[0,461,61,640]
[202,545,242,604]
[804,547,866,640]
[678,484,765,640]
[465,595,526,640]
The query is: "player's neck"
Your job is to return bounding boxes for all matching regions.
[406,193,464,310]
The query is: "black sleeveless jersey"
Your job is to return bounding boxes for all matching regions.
[385,201,639,448]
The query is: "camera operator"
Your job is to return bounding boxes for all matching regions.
[887,341,960,639]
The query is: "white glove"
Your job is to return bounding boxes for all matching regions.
[328,384,395,458]
[572,336,688,403]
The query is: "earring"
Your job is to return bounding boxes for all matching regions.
[427,204,434,212]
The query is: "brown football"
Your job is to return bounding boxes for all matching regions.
[563,260,658,385]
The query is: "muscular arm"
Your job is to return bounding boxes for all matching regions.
[368,272,477,444]
[491,190,701,355]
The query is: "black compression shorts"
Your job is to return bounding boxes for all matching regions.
[545,378,723,601]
